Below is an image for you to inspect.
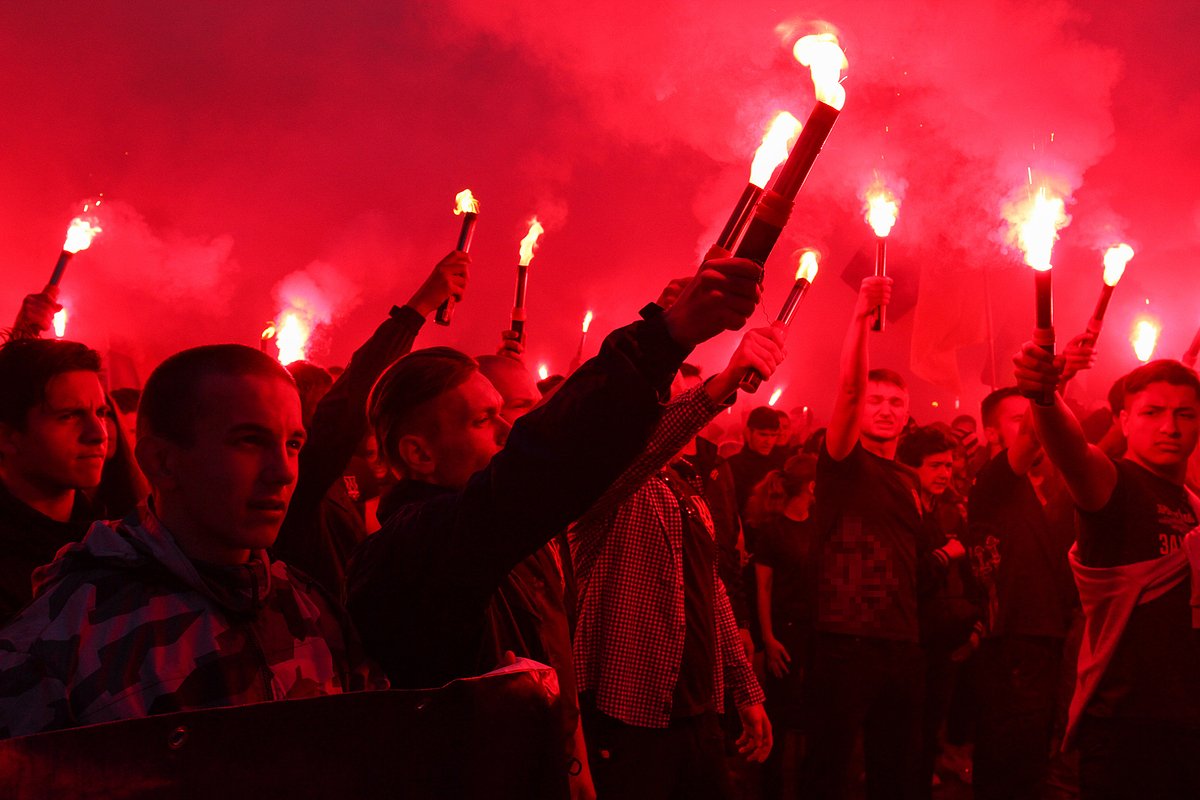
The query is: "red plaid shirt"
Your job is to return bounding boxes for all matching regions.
[571,384,765,728]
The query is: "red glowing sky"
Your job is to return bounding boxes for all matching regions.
[1,1,1197,421]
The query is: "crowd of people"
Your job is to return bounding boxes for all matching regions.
[1,250,1198,800]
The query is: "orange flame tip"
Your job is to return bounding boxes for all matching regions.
[582,310,594,333]
[795,250,820,282]
[768,387,784,407]
[52,308,67,338]
[518,218,545,266]
[454,189,479,216]
[537,364,550,381]
[1102,243,1134,287]
[275,311,311,366]
[1003,186,1070,271]
[63,217,102,254]
[865,184,900,238]
[793,33,848,110]
[1131,317,1160,363]
[749,112,802,188]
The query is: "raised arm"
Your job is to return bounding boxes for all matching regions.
[1013,341,1117,511]
[826,276,891,461]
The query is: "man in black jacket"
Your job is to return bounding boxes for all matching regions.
[273,251,467,595]
[346,257,762,695]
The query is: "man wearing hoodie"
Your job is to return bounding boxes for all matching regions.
[0,344,387,739]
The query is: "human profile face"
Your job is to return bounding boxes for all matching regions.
[861,381,909,443]
[746,427,778,456]
[159,374,305,564]
[1120,382,1200,478]
[0,371,109,492]
[984,395,1027,452]
[915,450,955,498]
[423,372,510,489]
[483,362,541,424]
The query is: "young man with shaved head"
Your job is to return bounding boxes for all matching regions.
[347,257,763,699]
[0,345,386,738]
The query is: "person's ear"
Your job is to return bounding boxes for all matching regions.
[1119,409,1130,438]
[396,434,435,477]
[135,434,183,491]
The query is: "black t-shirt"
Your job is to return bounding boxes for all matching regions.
[813,442,922,641]
[0,481,92,624]
[966,452,1076,639]
[1076,458,1200,725]
[756,516,818,627]
[664,468,717,719]
[728,448,781,527]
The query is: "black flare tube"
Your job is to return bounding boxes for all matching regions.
[717,184,763,251]
[1034,269,1055,406]
[436,212,478,326]
[48,251,71,287]
[1086,283,1115,339]
[872,237,887,332]
[739,279,812,393]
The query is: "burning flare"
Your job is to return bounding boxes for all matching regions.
[52,308,67,339]
[865,183,900,238]
[793,33,848,111]
[1131,318,1160,363]
[275,311,311,366]
[768,387,784,407]
[796,249,820,282]
[1103,243,1135,287]
[63,217,102,254]
[454,189,479,216]
[582,310,594,333]
[518,218,545,266]
[749,112,803,189]
[1004,186,1070,271]
[537,364,550,381]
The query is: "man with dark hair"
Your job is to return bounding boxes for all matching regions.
[0,338,107,623]
[0,344,387,738]
[966,384,1078,800]
[571,325,783,799]
[728,405,783,524]
[347,257,763,699]
[897,424,984,799]
[800,276,928,800]
[273,252,467,595]
[1013,350,1200,798]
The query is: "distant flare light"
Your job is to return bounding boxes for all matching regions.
[768,388,784,407]
[52,308,67,338]
[438,189,480,326]
[511,217,545,344]
[582,310,594,333]
[1131,318,1160,363]
[537,364,550,381]
[1103,243,1134,287]
[275,311,310,366]
[1005,186,1070,272]
[865,184,900,238]
[739,249,820,394]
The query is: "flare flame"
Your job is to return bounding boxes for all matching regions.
[1003,186,1070,271]
[582,310,594,333]
[769,388,784,407]
[518,218,545,266]
[749,112,803,188]
[865,183,900,238]
[52,308,67,338]
[1131,318,1160,363]
[1103,243,1134,287]
[793,33,848,110]
[275,311,311,366]
[454,189,479,216]
[795,250,820,282]
[63,217,102,254]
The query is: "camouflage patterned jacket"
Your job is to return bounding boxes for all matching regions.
[0,507,388,739]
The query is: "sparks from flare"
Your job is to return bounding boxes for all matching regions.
[768,388,784,407]
[793,33,848,110]
[749,112,803,189]
[1131,318,1160,363]
[275,311,311,366]
[1103,243,1135,286]
[518,218,545,266]
[582,310,594,333]
[52,308,67,338]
